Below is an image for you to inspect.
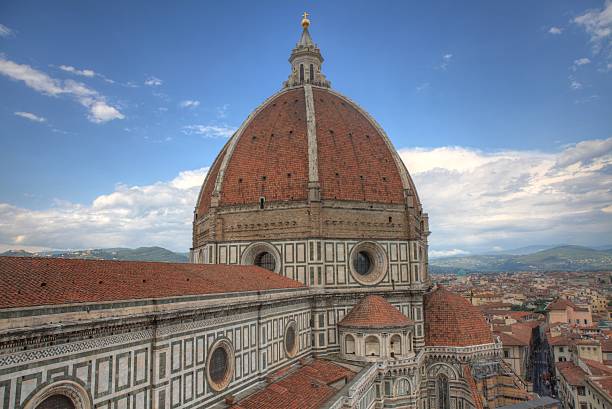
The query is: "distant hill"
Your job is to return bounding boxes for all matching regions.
[430,245,612,273]
[0,246,189,263]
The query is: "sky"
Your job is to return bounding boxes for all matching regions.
[0,1,611,256]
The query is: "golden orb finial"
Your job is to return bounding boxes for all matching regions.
[301,12,310,28]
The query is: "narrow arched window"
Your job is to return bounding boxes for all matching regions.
[345,334,355,354]
[300,64,304,82]
[309,64,314,82]
[437,374,450,409]
[396,378,411,396]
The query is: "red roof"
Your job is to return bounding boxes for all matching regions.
[497,332,529,347]
[0,256,303,309]
[195,86,411,217]
[230,359,356,409]
[590,376,612,398]
[546,298,577,311]
[556,361,587,386]
[338,295,413,328]
[424,286,494,347]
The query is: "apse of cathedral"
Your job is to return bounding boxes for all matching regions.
[0,14,534,409]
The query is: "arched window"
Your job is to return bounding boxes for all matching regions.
[437,374,450,409]
[299,64,304,82]
[365,335,380,356]
[345,334,355,354]
[396,378,411,396]
[36,395,75,409]
[309,64,314,82]
[390,334,402,357]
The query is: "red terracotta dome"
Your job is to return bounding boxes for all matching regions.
[424,286,494,347]
[338,295,413,329]
[195,85,418,218]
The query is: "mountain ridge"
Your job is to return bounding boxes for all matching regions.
[430,245,612,273]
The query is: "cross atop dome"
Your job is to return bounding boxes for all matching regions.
[283,12,331,88]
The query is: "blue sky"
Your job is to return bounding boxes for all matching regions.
[1,1,611,254]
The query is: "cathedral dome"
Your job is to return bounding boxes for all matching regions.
[424,286,494,347]
[192,15,429,272]
[195,86,416,217]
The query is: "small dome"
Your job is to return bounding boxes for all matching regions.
[424,286,494,347]
[339,295,413,329]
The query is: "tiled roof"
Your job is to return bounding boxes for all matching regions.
[582,359,612,376]
[312,88,405,204]
[424,286,494,347]
[546,298,576,311]
[497,332,529,347]
[556,361,587,386]
[338,295,413,328]
[463,365,484,409]
[229,359,356,409]
[590,376,612,399]
[196,86,409,217]
[0,256,303,309]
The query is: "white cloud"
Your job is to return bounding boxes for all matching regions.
[0,168,209,251]
[574,1,612,53]
[216,104,229,118]
[574,57,592,66]
[416,82,430,92]
[145,76,163,86]
[548,26,563,35]
[399,138,612,253]
[88,101,125,123]
[0,58,64,95]
[59,65,95,77]
[0,57,124,123]
[429,249,470,259]
[570,79,583,89]
[182,124,236,138]
[438,53,453,70]
[0,23,14,37]
[14,111,46,123]
[180,100,200,108]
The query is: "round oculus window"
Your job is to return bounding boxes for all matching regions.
[284,322,298,358]
[254,251,276,272]
[348,242,388,285]
[206,339,234,392]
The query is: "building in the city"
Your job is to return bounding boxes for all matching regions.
[0,14,538,409]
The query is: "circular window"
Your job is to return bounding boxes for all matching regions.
[284,321,298,358]
[206,339,235,392]
[254,252,276,272]
[241,242,281,274]
[354,251,372,275]
[348,242,388,285]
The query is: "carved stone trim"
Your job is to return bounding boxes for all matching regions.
[22,379,92,409]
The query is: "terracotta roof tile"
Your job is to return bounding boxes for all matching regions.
[312,88,405,204]
[219,88,309,207]
[230,359,356,409]
[338,295,413,328]
[546,298,577,311]
[590,376,612,398]
[197,86,409,215]
[424,286,494,347]
[0,256,303,309]
[556,361,587,386]
[463,365,484,409]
